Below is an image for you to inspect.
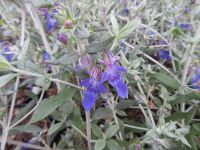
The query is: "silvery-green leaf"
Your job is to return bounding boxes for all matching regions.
[0,56,14,71]
[94,139,106,150]
[110,13,119,36]
[106,139,122,150]
[48,122,65,136]
[105,124,119,139]
[116,19,141,40]
[0,73,17,88]
[87,37,114,53]
[35,76,51,90]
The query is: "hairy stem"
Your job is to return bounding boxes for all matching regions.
[11,68,83,91]
[85,111,92,150]
[10,89,45,129]
[107,98,123,140]
[181,22,200,124]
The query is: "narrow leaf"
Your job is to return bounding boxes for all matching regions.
[30,88,76,123]
[116,19,140,40]
[48,122,64,136]
[110,13,119,35]
[91,123,103,138]
[153,73,180,89]
[105,124,119,139]
[0,74,16,88]
[94,139,106,150]
[106,139,122,150]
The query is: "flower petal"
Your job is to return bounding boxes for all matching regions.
[116,66,126,73]
[101,71,109,83]
[80,79,90,87]
[97,83,106,93]
[110,77,128,99]
[82,90,98,111]
[46,14,57,32]
[115,79,128,98]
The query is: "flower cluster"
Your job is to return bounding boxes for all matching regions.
[79,50,128,111]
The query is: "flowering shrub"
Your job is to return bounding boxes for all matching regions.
[0,0,200,150]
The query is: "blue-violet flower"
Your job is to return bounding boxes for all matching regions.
[42,51,50,62]
[158,50,171,60]
[179,23,192,31]
[101,50,128,98]
[46,13,58,32]
[81,67,106,111]
[1,42,14,62]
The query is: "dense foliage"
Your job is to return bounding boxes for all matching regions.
[0,0,200,150]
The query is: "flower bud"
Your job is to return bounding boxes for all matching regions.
[64,19,73,29]
[57,33,68,45]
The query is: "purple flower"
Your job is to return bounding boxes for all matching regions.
[81,68,106,111]
[57,33,68,45]
[179,23,192,31]
[183,6,190,14]
[42,51,50,61]
[101,50,128,98]
[46,13,58,32]
[1,42,14,62]
[158,50,171,60]
[191,68,200,89]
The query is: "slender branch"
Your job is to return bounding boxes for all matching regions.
[138,104,153,128]
[106,97,123,140]
[20,8,26,47]
[72,125,88,140]
[1,76,20,150]
[85,111,92,150]
[122,41,182,85]
[10,89,45,129]
[135,76,156,128]
[25,2,61,91]
[181,22,200,123]
[11,68,83,91]
[181,23,200,85]
[124,124,148,131]
[120,49,156,129]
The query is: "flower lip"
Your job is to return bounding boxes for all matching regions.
[80,67,106,111]
[46,13,58,32]
[42,51,51,61]
[101,50,128,98]
[191,68,200,89]
[178,23,192,31]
